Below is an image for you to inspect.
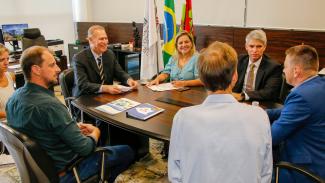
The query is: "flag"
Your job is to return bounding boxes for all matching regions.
[140,0,164,80]
[163,0,176,65]
[180,0,194,35]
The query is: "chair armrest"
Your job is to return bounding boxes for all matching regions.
[63,147,111,171]
[275,161,325,183]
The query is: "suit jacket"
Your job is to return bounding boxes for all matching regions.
[233,54,282,101]
[72,48,130,97]
[267,76,325,183]
[168,94,272,183]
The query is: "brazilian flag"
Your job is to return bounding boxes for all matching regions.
[163,0,176,66]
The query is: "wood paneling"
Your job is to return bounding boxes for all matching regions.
[76,22,325,69]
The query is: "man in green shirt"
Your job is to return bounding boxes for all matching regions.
[6,46,134,182]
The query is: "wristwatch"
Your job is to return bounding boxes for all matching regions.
[240,92,245,101]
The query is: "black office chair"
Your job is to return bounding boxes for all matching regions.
[275,161,325,183]
[0,122,109,183]
[59,68,84,122]
[22,28,47,50]
[278,73,292,104]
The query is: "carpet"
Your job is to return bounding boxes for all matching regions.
[0,139,168,183]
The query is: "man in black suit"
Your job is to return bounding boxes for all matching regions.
[232,29,282,102]
[72,25,138,97]
[72,25,147,158]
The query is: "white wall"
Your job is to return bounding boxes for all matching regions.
[0,0,75,55]
[1,0,324,58]
[91,0,325,31]
[246,0,325,30]
[91,0,244,27]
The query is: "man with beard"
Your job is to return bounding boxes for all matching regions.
[6,46,134,182]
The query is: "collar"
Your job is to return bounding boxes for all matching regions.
[248,56,262,68]
[25,82,55,97]
[292,75,318,91]
[202,94,238,105]
[90,49,102,61]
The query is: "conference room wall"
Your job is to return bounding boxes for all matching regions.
[92,0,325,31]
[0,0,75,55]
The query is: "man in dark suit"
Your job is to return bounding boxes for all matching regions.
[72,25,147,158]
[72,25,137,97]
[232,29,282,102]
[267,45,325,183]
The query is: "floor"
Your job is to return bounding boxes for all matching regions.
[0,85,168,183]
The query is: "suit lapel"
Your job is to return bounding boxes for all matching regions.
[255,58,266,89]
[86,49,101,76]
[237,58,249,88]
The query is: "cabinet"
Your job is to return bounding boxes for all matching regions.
[68,44,141,80]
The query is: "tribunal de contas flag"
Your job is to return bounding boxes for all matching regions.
[140,0,164,80]
[163,0,176,65]
[181,0,194,35]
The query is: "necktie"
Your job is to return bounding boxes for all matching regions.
[245,63,255,91]
[97,56,105,84]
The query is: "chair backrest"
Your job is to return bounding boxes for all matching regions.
[0,123,59,183]
[22,28,48,50]
[278,73,293,104]
[59,68,74,104]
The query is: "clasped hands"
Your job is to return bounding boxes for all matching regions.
[101,78,138,94]
[78,123,100,141]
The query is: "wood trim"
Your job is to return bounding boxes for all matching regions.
[75,22,325,68]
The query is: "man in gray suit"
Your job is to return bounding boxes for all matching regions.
[232,29,282,102]
[72,25,138,97]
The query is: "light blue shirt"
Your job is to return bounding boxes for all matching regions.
[162,53,199,81]
[168,94,273,183]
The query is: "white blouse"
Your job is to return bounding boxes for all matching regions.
[0,72,15,112]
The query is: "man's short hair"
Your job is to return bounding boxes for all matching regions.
[245,29,267,46]
[198,41,238,92]
[285,44,319,71]
[20,46,49,80]
[0,43,9,55]
[87,25,106,38]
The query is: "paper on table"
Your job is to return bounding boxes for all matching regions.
[95,98,140,115]
[117,85,132,92]
[319,68,325,75]
[147,83,179,91]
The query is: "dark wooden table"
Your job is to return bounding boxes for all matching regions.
[72,85,282,142]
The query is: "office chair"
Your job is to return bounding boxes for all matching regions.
[0,122,109,183]
[22,28,48,50]
[275,161,325,183]
[278,73,292,104]
[59,68,85,122]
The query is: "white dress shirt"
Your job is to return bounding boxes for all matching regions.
[168,94,273,183]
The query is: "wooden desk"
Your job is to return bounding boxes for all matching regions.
[72,86,282,142]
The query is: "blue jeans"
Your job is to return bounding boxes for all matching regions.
[60,145,135,183]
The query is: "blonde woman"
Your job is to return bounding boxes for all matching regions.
[0,43,15,119]
[148,31,202,87]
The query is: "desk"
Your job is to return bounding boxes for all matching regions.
[72,86,282,142]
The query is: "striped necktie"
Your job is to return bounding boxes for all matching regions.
[245,63,255,91]
[97,56,105,84]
